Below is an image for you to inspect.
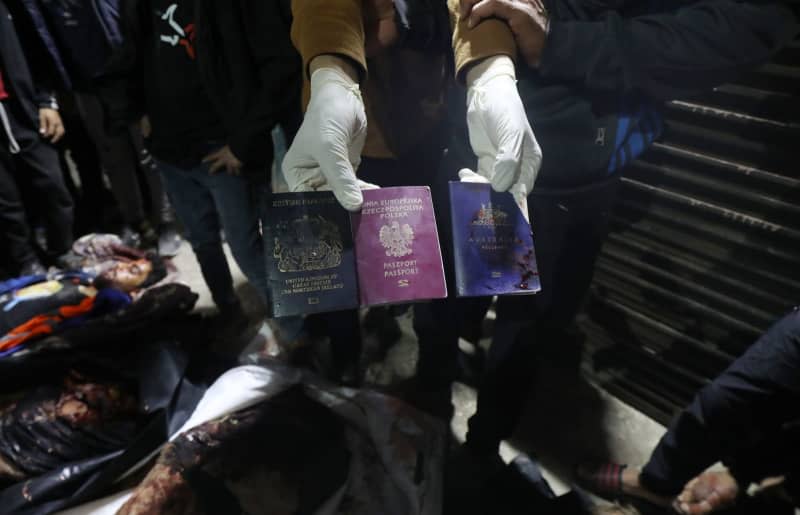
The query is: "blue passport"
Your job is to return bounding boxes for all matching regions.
[264,192,359,317]
[449,182,540,297]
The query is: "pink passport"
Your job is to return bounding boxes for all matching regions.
[352,187,447,306]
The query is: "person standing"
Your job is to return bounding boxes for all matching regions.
[0,0,74,276]
[283,0,539,384]
[443,0,800,463]
[107,0,301,317]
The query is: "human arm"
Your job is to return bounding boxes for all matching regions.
[281,0,373,211]
[450,0,543,196]
[463,0,800,100]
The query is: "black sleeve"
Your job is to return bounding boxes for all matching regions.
[228,0,302,165]
[538,0,800,100]
[96,0,147,134]
[3,0,66,103]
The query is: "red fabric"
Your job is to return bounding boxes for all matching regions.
[0,296,96,352]
[0,67,8,100]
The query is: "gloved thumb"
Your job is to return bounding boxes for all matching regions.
[357,179,380,190]
[490,131,524,193]
[458,168,490,183]
[318,152,364,211]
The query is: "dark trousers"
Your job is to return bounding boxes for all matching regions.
[58,93,107,233]
[414,173,620,451]
[0,102,74,270]
[640,308,800,497]
[156,157,267,309]
[75,92,167,226]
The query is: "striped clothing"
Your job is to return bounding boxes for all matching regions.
[0,67,8,101]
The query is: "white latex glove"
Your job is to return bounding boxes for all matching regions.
[465,55,542,197]
[282,65,378,212]
[457,169,490,184]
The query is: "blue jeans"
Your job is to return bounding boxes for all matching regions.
[156,158,267,310]
[641,308,800,497]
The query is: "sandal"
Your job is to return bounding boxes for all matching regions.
[577,462,673,507]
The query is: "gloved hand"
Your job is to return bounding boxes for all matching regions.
[464,55,542,197]
[457,169,490,184]
[282,62,377,212]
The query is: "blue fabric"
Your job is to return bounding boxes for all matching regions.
[0,287,131,358]
[0,272,94,309]
[37,0,122,85]
[59,287,131,330]
[608,102,664,174]
[0,345,25,358]
[95,0,123,46]
[0,275,47,296]
[18,0,72,89]
[156,158,268,307]
[641,307,800,495]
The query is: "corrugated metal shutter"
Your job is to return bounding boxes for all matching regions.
[579,41,800,425]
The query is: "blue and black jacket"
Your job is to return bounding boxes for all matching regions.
[0,0,61,133]
[514,0,800,189]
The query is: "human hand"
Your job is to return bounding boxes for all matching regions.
[465,55,542,198]
[674,471,739,514]
[364,0,399,57]
[39,108,65,143]
[282,56,377,211]
[460,0,550,67]
[203,145,243,176]
[140,115,152,138]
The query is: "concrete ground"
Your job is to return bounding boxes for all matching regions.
[173,240,668,513]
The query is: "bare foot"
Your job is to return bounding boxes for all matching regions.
[674,470,739,514]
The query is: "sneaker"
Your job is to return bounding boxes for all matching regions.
[157,222,182,257]
[52,251,83,271]
[19,259,47,277]
[136,220,159,248]
[211,301,254,356]
[119,225,142,248]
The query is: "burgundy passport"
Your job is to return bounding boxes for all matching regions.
[352,187,447,306]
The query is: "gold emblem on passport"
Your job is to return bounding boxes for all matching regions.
[379,221,415,258]
[471,204,510,226]
[273,215,343,272]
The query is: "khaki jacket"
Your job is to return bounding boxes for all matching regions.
[291,0,516,159]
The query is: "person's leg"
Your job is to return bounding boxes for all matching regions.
[157,159,238,310]
[304,309,363,384]
[9,110,74,258]
[640,308,800,496]
[409,143,478,392]
[129,126,169,224]
[131,131,182,255]
[414,296,492,387]
[74,92,147,227]
[202,170,267,304]
[0,151,39,271]
[466,178,620,454]
[59,93,108,232]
